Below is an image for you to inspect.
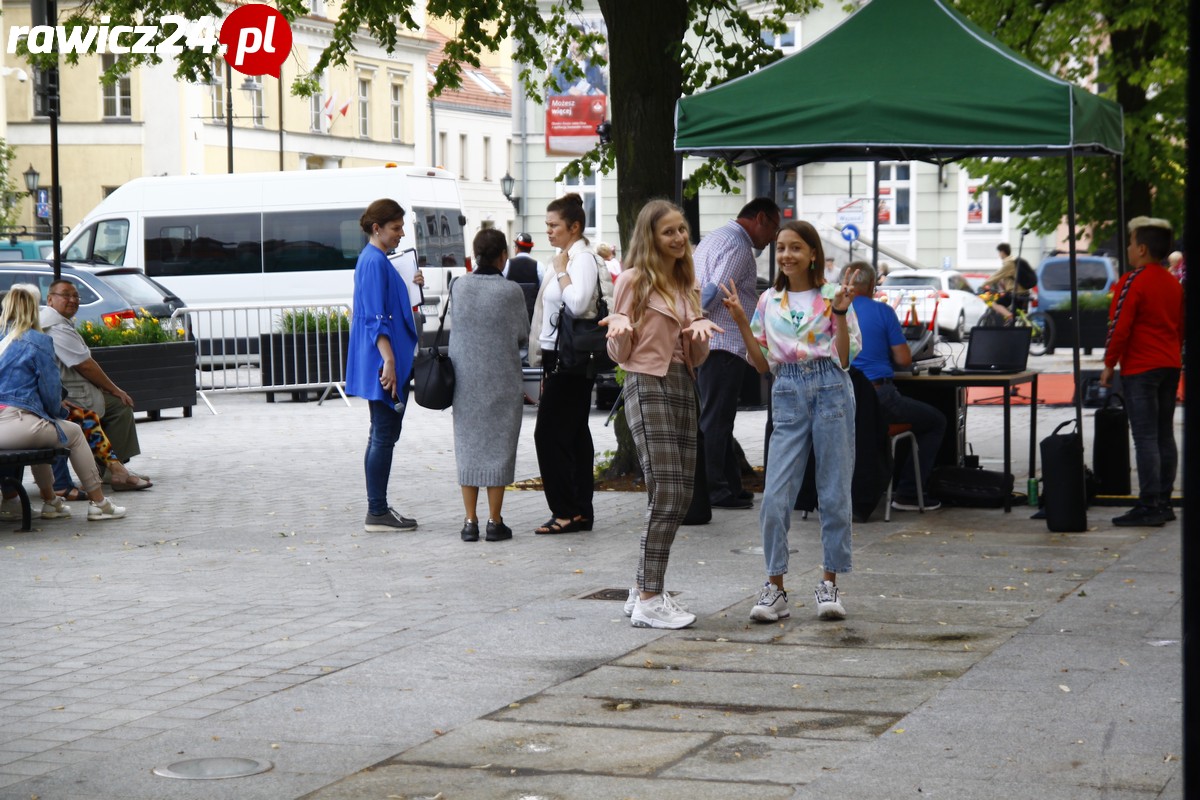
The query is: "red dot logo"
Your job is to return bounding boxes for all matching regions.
[219,5,292,79]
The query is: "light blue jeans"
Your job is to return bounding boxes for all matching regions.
[759,359,854,578]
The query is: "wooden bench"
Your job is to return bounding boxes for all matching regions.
[0,447,70,532]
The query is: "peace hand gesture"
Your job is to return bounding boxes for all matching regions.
[720,279,748,324]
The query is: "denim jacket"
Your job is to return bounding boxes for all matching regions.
[0,329,67,441]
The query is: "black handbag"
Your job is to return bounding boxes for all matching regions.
[554,268,613,371]
[411,282,455,410]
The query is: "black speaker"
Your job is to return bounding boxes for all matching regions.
[1041,420,1088,531]
[1092,394,1131,495]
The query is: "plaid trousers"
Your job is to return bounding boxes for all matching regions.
[624,364,697,594]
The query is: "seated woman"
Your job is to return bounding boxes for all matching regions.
[0,285,126,521]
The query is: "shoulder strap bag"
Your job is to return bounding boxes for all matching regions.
[554,264,614,371]
[411,280,456,410]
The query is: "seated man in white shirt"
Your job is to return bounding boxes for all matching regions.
[39,280,149,490]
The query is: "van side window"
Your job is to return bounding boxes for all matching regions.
[94,220,130,266]
[263,210,363,273]
[64,226,95,262]
[412,205,463,268]
[145,214,261,277]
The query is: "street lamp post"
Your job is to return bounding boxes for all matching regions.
[500,172,520,214]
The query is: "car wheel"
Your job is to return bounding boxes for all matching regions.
[949,313,966,342]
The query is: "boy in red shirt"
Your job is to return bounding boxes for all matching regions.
[1100,216,1184,526]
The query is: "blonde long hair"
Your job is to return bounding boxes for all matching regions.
[0,284,42,338]
[622,200,700,325]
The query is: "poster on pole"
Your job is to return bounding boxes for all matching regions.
[545,19,609,156]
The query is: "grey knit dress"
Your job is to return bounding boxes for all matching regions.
[448,273,529,487]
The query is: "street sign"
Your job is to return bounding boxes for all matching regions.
[35,189,50,220]
[841,224,859,242]
[836,197,864,225]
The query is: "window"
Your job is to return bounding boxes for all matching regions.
[459,134,468,179]
[310,73,328,132]
[248,76,264,126]
[390,82,404,141]
[264,210,363,273]
[482,136,491,181]
[965,182,1003,226]
[411,205,464,269]
[876,162,910,226]
[556,168,599,237]
[761,24,798,54]
[144,214,261,278]
[437,132,447,168]
[101,54,132,119]
[466,70,505,96]
[210,70,225,122]
[358,78,370,138]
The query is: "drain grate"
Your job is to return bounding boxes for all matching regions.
[581,588,629,601]
[153,757,273,780]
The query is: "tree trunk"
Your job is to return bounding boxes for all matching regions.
[598,0,688,254]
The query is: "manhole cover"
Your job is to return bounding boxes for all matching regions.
[153,757,273,780]
[579,589,679,601]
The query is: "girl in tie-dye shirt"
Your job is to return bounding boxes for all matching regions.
[721,220,861,626]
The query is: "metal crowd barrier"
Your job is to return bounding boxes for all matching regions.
[169,300,353,414]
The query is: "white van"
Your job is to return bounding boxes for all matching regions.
[60,166,469,355]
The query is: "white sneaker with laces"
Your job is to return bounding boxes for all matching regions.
[40,497,71,519]
[750,582,790,622]
[87,497,126,521]
[623,587,637,617]
[631,593,696,629]
[814,580,846,620]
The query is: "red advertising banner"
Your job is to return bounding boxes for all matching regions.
[546,95,607,156]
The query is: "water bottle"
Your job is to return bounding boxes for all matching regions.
[1027,477,1039,506]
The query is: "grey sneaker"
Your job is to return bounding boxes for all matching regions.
[631,593,696,629]
[86,497,125,521]
[40,496,71,519]
[364,508,418,532]
[0,496,21,520]
[750,582,790,622]
[814,580,846,620]
[623,587,637,617]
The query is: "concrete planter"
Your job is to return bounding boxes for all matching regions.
[90,340,197,419]
[1044,309,1108,355]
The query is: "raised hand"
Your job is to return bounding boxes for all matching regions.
[684,318,725,343]
[599,312,632,339]
[720,279,749,324]
[833,269,859,312]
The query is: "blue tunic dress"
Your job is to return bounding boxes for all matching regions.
[346,244,419,402]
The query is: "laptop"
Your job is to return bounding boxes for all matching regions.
[954,326,1031,374]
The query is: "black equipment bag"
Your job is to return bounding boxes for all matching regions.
[1092,393,1131,495]
[928,466,1013,508]
[1041,419,1088,532]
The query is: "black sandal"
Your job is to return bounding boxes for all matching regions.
[534,517,584,535]
[573,515,594,531]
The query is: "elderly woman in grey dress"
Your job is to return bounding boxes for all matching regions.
[450,229,529,542]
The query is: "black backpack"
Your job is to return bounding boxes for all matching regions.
[1016,258,1037,290]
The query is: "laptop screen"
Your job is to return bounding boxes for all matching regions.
[964,326,1031,372]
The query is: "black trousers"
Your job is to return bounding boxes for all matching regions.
[695,349,746,503]
[534,350,595,520]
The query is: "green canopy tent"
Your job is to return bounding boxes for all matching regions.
[674,0,1125,495]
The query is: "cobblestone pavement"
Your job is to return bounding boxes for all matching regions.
[0,377,1182,799]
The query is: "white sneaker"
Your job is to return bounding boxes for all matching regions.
[631,593,696,629]
[40,497,71,519]
[623,587,637,617]
[749,582,790,622]
[87,497,126,521]
[1,496,22,520]
[814,580,846,620]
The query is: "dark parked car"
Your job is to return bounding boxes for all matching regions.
[0,260,186,330]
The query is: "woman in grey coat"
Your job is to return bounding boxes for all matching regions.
[450,229,529,542]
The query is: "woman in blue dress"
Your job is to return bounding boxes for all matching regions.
[346,199,420,533]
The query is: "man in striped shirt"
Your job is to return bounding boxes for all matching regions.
[695,197,781,509]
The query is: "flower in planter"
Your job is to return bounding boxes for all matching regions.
[1053,292,1114,312]
[79,310,187,347]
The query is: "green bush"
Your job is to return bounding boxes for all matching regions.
[78,310,186,347]
[276,307,352,333]
[1053,292,1113,312]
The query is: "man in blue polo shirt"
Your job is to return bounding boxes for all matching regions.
[848,262,944,511]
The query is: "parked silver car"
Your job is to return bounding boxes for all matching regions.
[0,260,186,330]
[878,268,989,342]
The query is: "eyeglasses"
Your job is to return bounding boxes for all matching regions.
[49,292,80,300]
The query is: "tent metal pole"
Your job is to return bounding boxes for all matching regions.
[768,167,778,285]
[871,161,881,271]
[1115,155,1126,274]
[1066,151,1082,433]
